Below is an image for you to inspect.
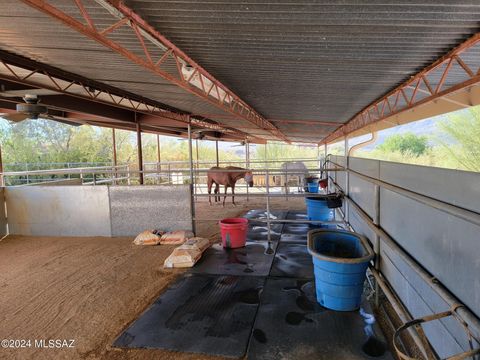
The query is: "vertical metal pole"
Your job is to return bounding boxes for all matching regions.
[245,140,249,202]
[344,136,349,224]
[136,117,144,185]
[0,142,4,187]
[188,119,196,235]
[112,128,117,185]
[157,134,161,184]
[265,168,273,254]
[317,144,321,173]
[157,134,161,167]
[215,140,219,167]
[264,143,267,169]
[324,143,328,192]
[373,184,381,307]
[112,128,117,167]
[195,138,200,195]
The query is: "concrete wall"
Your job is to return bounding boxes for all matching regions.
[0,188,7,237]
[109,185,192,236]
[330,155,480,358]
[6,186,111,237]
[4,185,192,237]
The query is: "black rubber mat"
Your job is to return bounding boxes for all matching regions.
[243,209,288,220]
[269,243,314,279]
[280,233,308,244]
[114,274,265,358]
[247,224,282,241]
[245,209,287,241]
[248,278,392,360]
[190,241,277,276]
[286,210,308,220]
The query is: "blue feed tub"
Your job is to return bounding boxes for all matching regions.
[307,229,374,311]
[305,197,333,222]
[307,182,319,193]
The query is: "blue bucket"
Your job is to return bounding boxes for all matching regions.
[305,197,333,221]
[307,229,374,311]
[307,182,319,193]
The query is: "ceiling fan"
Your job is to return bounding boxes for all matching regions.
[0,94,82,127]
[230,140,247,147]
[177,129,223,140]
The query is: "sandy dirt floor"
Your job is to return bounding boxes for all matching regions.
[0,197,305,360]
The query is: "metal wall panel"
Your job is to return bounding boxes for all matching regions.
[349,173,376,219]
[342,157,480,357]
[379,188,480,318]
[0,188,7,237]
[380,239,468,358]
[347,205,377,248]
[109,185,192,236]
[380,161,480,214]
[5,186,111,236]
[349,157,380,179]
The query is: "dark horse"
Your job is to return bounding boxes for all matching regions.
[207,166,253,206]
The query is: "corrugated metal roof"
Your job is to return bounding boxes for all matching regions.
[0,0,479,142]
[125,0,480,138]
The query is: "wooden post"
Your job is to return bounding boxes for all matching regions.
[215,140,219,167]
[136,119,144,185]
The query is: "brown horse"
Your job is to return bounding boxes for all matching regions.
[207,166,253,206]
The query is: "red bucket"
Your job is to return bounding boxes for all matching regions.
[219,218,248,248]
[319,178,328,189]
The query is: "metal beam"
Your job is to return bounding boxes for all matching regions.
[20,0,288,142]
[322,32,480,144]
[0,53,259,141]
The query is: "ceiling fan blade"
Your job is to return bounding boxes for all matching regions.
[0,89,60,98]
[43,115,83,127]
[0,112,30,122]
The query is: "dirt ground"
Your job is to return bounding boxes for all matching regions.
[0,197,305,360]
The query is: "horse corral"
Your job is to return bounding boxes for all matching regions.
[1,2,480,360]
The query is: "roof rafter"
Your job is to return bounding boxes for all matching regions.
[0,52,264,142]
[322,32,480,144]
[20,0,288,142]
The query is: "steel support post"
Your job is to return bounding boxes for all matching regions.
[188,120,196,235]
[373,184,381,307]
[246,141,250,202]
[112,128,117,184]
[157,134,161,184]
[136,118,144,185]
[344,138,349,224]
[0,142,4,187]
[265,169,273,253]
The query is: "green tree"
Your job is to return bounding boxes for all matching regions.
[377,132,429,157]
[437,108,480,172]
